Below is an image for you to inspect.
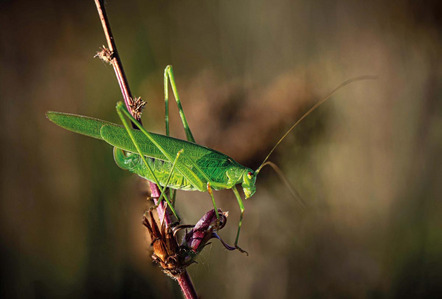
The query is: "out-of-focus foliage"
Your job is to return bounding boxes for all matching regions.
[1,0,441,298]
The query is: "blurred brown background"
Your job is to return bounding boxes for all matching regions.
[1,0,441,298]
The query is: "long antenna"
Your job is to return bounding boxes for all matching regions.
[259,161,306,207]
[256,75,377,173]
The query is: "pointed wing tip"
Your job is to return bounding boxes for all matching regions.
[45,111,114,141]
[46,111,65,125]
[46,111,55,120]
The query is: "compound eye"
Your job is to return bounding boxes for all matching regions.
[247,171,253,179]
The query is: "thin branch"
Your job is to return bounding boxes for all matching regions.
[94,0,133,116]
[92,1,196,298]
[93,0,170,221]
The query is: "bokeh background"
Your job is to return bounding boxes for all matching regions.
[1,0,441,298]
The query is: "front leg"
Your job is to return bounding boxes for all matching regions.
[232,186,248,255]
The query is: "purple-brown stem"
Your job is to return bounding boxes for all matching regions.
[93,1,196,298]
[148,182,172,225]
[177,272,198,299]
[94,0,132,112]
[93,0,172,226]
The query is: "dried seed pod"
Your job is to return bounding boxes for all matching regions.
[143,210,191,277]
[143,209,237,277]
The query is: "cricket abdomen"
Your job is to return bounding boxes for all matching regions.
[113,148,246,192]
[114,149,197,190]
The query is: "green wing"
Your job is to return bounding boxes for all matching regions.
[46,112,118,140]
[100,124,217,162]
[47,111,207,162]
[100,124,168,160]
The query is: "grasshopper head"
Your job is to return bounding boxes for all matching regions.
[242,169,257,199]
